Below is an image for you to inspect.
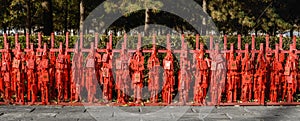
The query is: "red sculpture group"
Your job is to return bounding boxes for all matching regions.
[0,33,300,106]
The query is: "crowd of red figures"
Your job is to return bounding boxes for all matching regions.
[0,33,299,106]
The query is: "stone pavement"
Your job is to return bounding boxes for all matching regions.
[0,105,300,121]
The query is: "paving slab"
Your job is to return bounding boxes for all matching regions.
[0,105,35,113]
[1,106,300,121]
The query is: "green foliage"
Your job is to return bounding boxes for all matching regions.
[226,35,293,50]
[0,35,297,52]
[208,0,291,35]
[103,0,163,15]
[0,35,77,49]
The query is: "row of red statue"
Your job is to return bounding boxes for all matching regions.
[0,33,300,106]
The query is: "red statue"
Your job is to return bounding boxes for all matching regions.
[25,47,37,104]
[178,44,191,105]
[70,54,77,102]
[12,44,25,104]
[130,49,145,103]
[2,44,12,103]
[194,44,209,104]
[116,46,130,103]
[279,51,287,101]
[49,50,56,100]
[101,48,113,102]
[269,45,283,102]
[39,45,49,104]
[77,51,85,101]
[147,47,160,103]
[70,46,83,102]
[36,49,43,94]
[55,46,65,103]
[253,45,267,104]
[226,45,240,103]
[85,48,97,103]
[162,50,174,104]
[283,45,298,102]
[210,44,226,105]
[63,52,71,101]
[241,44,253,102]
[95,51,102,91]
[115,51,123,103]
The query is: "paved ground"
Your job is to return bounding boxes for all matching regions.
[0,105,300,121]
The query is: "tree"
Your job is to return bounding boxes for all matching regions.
[42,0,53,35]
[103,0,163,36]
[275,0,300,37]
[208,0,289,35]
[241,0,289,35]
[25,0,31,34]
[79,0,84,32]
[0,0,11,33]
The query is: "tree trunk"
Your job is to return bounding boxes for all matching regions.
[79,0,85,33]
[24,27,27,34]
[42,0,53,36]
[3,25,7,34]
[114,29,117,36]
[8,27,10,35]
[180,24,184,34]
[144,8,150,36]
[3,0,7,34]
[255,29,258,37]
[105,29,108,35]
[273,28,276,36]
[25,0,31,34]
[64,0,69,34]
[202,0,207,35]
[290,27,294,38]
